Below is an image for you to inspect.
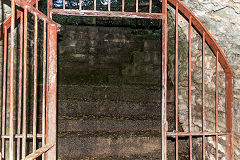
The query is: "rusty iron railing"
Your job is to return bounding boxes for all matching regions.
[0,0,233,159]
[167,0,233,160]
[0,0,59,159]
[48,0,234,159]
[49,0,165,19]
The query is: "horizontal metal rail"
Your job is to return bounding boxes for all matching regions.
[1,134,43,139]
[167,132,231,136]
[15,0,60,28]
[0,0,37,39]
[49,0,164,19]
[50,9,165,19]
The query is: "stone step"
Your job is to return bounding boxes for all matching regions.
[59,64,161,85]
[58,85,161,103]
[57,136,162,159]
[26,102,175,132]
[58,100,162,118]
[57,134,188,159]
[58,119,161,133]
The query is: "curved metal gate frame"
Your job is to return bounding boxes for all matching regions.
[167,1,233,160]
[1,0,233,159]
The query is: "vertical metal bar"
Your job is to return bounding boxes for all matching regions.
[202,32,206,160]
[1,25,7,160]
[122,0,124,12]
[216,51,219,160]
[108,0,111,11]
[225,70,233,160]
[175,3,179,160]
[94,0,96,11]
[45,26,49,160]
[161,0,167,159]
[188,16,192,160]
[46,24,57,159]
[17,11,23,160]
[42,20,47,160]
[149,0,152,13]
[79,0,82,10]
[63,0,66,9]
[33,13,38,153]
[47,0,53,18]
[9,0,16,158]
[136,0,138,12]
[36,0,39,9]
[216,134,219,159]
[216,52,219,131]
[22,7,28,159]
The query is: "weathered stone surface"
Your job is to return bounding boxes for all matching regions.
[58,119,161,133]
[58,100,161,118]
[58,136,162,159]
[58,85,161,103]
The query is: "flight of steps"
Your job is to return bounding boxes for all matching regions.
[57,25,189,159]
[57,84,163,159]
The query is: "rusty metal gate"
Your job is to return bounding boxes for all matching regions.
[1,0,233,159]
[0,0,58,159]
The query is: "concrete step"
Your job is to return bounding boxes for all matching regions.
[57,134,188,159]
[58,100,162,118]
[58,119,161,133]
[57,136,162,159]
[58,85,161,103]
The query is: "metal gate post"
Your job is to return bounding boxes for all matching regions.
[46,24,57,160]
[161,0,168,159]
